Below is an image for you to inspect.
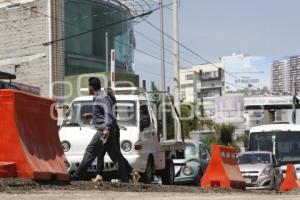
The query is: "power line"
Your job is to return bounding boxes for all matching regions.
[128,2,261,90]
[4,0,257,91]
[43,10,155,46]
[135,30,201,63]
[4,0,184,75]
[134,30,195,66]
[135,67,173,80]
[114,39,173,66]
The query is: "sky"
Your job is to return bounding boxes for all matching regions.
[133,0,300,91]
[223,55,291,91]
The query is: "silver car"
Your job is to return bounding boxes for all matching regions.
[174,140,210,186]
[238,151,283,190]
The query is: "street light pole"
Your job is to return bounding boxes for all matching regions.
[159,0,167,141]
[173,0,181,115]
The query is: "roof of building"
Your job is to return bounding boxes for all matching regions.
[180,62,224,74]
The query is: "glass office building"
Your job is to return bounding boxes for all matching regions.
[64,0,135,76]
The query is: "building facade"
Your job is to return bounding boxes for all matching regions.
[64,0,135,76]
[271,56,300,95]
[0,0,143,100]
[0,0,52,97]
[180,62,225,118]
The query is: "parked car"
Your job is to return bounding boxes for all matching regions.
[238,151,283,190]
[174,140,210,186]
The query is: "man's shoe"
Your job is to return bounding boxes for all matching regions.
[92,175,104,184]
[130,170,141,184]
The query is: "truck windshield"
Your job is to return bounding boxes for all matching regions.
[185,143,197,155]
[62,101,93,127]
[238,153,270,164]
[249,131,300,165]
[116,101,137,127]
[62,100,137,127]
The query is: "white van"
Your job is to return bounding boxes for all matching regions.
[59,88,184,184]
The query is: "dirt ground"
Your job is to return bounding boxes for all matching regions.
[1,178,300,200]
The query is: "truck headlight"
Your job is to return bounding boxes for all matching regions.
[61,141,71,152]
[121,141,132,152]
[183,166,193,176]
[261,167,272,176]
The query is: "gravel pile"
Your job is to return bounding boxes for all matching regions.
[0,178,284,195]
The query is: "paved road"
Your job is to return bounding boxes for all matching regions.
[1,191,300,200]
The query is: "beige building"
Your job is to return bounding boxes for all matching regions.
[180,62,225,118]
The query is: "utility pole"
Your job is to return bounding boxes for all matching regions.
[159,0,167,141]
[173,0,181,115]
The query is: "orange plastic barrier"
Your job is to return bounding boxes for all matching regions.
[0,90,69,181]
[201,145,245,189]
[0,162,16,177]
[280,164,300,192]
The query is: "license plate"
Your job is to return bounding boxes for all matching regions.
[245,178,252,184]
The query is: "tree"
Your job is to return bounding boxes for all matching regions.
[202,123,241,152]
[219,124,235,146]
[180,103,199,138]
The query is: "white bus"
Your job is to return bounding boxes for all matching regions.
[249,123,300,180]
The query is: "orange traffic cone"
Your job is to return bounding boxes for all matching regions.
[280,164,300,192]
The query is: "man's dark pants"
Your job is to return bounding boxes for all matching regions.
[96,126,133,176]
[73,132,129,182]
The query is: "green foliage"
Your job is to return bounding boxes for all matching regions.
[236,131,250,150]
[202,123,241,153]
[180,103,199,139]
[219,124,235,146]
[203,134,219,152]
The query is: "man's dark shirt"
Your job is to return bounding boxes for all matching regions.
[91,90,115,133]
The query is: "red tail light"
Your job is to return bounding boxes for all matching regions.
[134,144,142,151]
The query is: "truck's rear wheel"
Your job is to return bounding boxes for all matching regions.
[160,160,175,185]
[142,157,154,184]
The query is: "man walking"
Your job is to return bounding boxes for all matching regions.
[72,77,129,182]
[92,88,141,183]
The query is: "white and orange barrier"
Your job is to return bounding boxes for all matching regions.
[201,145,245,189]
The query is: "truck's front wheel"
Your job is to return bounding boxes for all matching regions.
[160,159,175,185]
[142,157,154,184]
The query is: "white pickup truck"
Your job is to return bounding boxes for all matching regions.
[59,87,185,184]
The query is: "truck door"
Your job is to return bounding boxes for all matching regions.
[139,101,158,161]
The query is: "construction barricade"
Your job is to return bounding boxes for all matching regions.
[0,90,69,181]
[0,162,17,177]
[201,144,245,189]
[280,164,300,192]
